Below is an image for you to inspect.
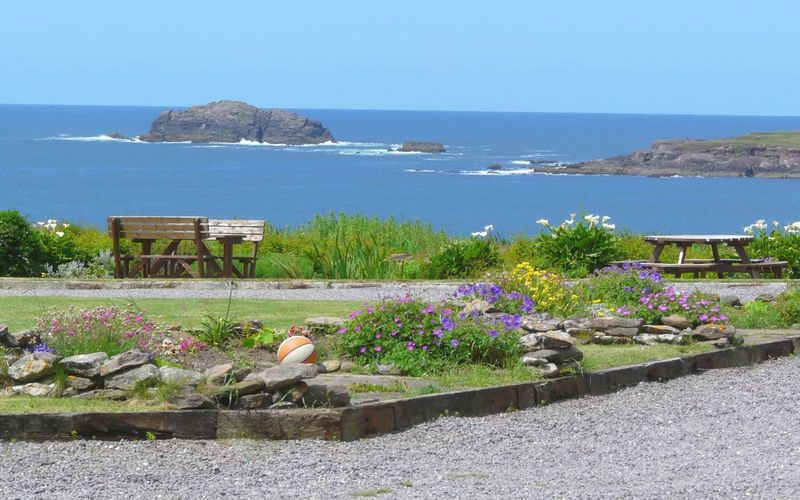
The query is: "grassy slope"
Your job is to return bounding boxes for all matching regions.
[0,297,360,331]
[675,131,800,150]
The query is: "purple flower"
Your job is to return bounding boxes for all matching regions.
[374,346,382,352]
[359,346,366,353]
[433,328,444,338]
[699,314,709,322]
[488,329,499,338]
[337,327,347,334]
[422,345,429,351]
[450,339,459,348]
[407,342,416,351]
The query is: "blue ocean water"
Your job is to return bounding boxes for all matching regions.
[2,104,800,235]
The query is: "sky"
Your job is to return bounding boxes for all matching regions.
[1,0,799,115]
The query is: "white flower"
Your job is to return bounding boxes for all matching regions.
[773,220,780,227]
[602,223,616,230]
[471,225,494,239]
[47,219,57,224]
[36,221,45,226]
[601,215,611,222]
[753,219,767,230]
[55,231,64,238]
[584,214,600,225]
[62,223,70,228]
[536,218,549,226]
[484,225,494,233]
[744,226,754,234]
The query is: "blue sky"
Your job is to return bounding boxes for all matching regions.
[2,0,798,115]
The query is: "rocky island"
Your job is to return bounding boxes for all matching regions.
[535,132,800,178]
[394,141,446,153]
[138,100,335,144]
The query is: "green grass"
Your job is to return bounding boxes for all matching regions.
[0,396,166,414]
[675,131,800,149]
[579,343,713,371]
[0,296,360,332]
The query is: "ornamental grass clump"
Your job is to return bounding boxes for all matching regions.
[38,306,204,358]
[336,295,521,376]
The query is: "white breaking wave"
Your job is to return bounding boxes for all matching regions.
[39,134,144,143]
[405,167,540,176]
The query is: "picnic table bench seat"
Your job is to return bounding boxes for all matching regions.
[643,260,788,278]
[207,219,266,278]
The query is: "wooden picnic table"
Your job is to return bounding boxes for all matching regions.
[108,217,264,279]
[641,234,786,278]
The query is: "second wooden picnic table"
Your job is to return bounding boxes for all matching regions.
[642,234,758,278]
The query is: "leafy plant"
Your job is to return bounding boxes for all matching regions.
[497,262,579,317]
[198,314,239,347]
[241,328,276,348]
[425,238,500,279]
[0,210,42,276]
[746,220,800,278]
[532,212,621,277]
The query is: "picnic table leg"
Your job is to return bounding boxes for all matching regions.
[223,243,233,278]
[732,244,760,279]
[141,240,152,277]
[710,243,724,279]
[650,243,666,263]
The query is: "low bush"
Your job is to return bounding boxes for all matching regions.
[746,220,800,278]
[425,237,500,279]
[336,295,522,376]
[532,212,621,277]
[615,287,726,326]
[581,263,664,307]
[0,210,42,276]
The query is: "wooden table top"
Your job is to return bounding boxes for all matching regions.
[643,235,754,244]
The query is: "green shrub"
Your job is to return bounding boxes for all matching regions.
[775,288,800,325]
[425,238,500,279]
[614,233,654,261]
[728,301,786,329]
[532,212,621,278]
[746,222,800,278]
[0,210,42,276]
[580,263,664,308]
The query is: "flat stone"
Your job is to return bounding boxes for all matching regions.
[633,334,659,346]
[755,292,778,302]
[524,346,584,363]
[232,378,265,396]
[605,327,641,337]
[591,317,644,331]
[565,327,595,338]
[8,353,58,383]
[303,382,351,408]
[60,352,109,378]
[642,324,681,335]
[657,333,678,344]
[693,324,736,341]
[540,330,576,348]
[256,364,315,392]
[376,363,402,376]
[661,315,692,330]
[232,367,252,382]
[339,360,357,372]
[67,376,97,391]
[719,295,742,307]
[538,363,559,377]
[0,324,19,348]
[12,382,55,397]
[204,363,234,385]
[322,359,341,373]
[75,389,128,400]
[99,350,150,377]
[11,329,40,347]
[521,353,548,367]
[282,381,308,404]
[103,364,159,391]
[238,393,273,410]
[519,334,544,352]
[168,391,214,410]
[159,366,204,386]
[591,333,631,345]
[562,318,592,330]
[269,401,297,410]
[521,319,563,333]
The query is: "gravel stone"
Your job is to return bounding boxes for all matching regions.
[2,356,800,497]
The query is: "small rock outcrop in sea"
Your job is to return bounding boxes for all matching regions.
[394,141,446,153]
[138,100,335,145]
[534,132,800,178]
[105,132,130,140]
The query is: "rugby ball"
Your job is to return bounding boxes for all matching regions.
[277,336,318,364]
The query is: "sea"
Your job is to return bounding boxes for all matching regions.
[3,104,800,236]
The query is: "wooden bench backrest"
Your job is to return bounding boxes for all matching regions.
[108,216,210,240]
[208,220,266,242]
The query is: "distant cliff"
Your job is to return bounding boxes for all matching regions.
[139,100,335,145]
[535,132,800,178]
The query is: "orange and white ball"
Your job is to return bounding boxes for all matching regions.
[277,336,318,364]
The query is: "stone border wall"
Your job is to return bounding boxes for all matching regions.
[2,336,798,442]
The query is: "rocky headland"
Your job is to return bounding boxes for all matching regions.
[138,100,335,145]
[535,132,800,178]
[394,141,446,153]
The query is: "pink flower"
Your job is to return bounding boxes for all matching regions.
[374,346,382,352]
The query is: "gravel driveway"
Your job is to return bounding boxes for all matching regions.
[2,356,799,499]
[0,280,791,303]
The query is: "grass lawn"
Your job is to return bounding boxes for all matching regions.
[0,296,360,331]
[0,396,166,414]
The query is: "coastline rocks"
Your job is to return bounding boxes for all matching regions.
[139,100,335,145]
[394,141,446,153]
